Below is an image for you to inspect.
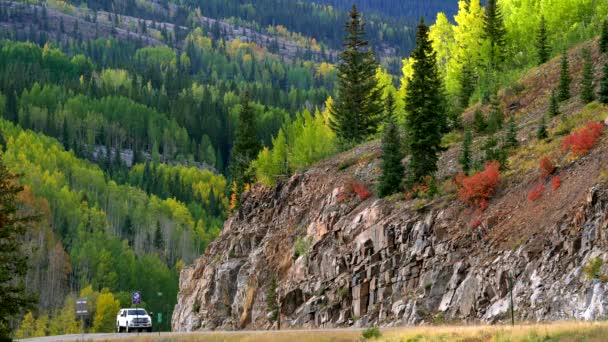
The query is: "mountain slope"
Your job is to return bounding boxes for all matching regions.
[172,38,608,330]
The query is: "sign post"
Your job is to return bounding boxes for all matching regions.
[132,291,141,335]
[75,297,88,337]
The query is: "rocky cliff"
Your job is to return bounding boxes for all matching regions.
[172,39,608,331]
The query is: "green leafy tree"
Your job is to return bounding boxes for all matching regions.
[601,19,608,54]
[600,63,608,104]
[581,48,595,104]
[329,6,383,144]
[558,51,571,101]
[458,129,473,173]
[537,116,548,140]
[378,118,404,197]
[0,157,36,340]
[405,18,446,184]
[92,290,120,332]
[504,116,518,149]
[548,90,560,117]
[483,0,507,68]
[536,15,550,65]
[228,91,261,196]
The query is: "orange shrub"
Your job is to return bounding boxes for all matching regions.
[552,175,561,191]
[539,157,555,179]
[528,183,545,202]
[338,179,371,202]
[455,161,501,210]
[561,122,604,156]
[352,181,371,200]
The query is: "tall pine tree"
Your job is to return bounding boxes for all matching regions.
[384,92,397,123]
[483,0,507,68]
[536,15,550,65]
[581,47,595,104]
[0,157,36,340]
[600,63,608,104]
[229,91,261,196]
[600,19,608,54]
[548,89,560,117]
[504,116,518,149]
[405,18,446,184]
[330,6,383,145]
[378,118,405,198]
[537,116,548,140]
[557,51,571,101]
[458,129,473,173]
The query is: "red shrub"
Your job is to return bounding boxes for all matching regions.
[528,183,545,202]
[455,161,501,210]
[470,218,482,228]
[352,181,371,200]
[539,157,555,179]
[338,179,371,202]
[562,122,604,156]
[552,175,561,191]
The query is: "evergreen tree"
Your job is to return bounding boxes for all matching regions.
[229,91,261,195]
[329,6,383,144]
[0,158,36,340]
[378,118,404,198]
[458,129,473,173]
[482,134,506,165]
[486,96,504,133]
[266,276,278,322]
[504,116,518,149]
[405,18,446,184]
[548,89,560,117]
[384,92,396,123]
[581,48,595,104]
[483,0,507,68]
[600,19,608,54]
[536,15,550,65]
[600,63,608,104]
[459,63,475,110]
[473,109,487,133]
[153,222,164,251]
[557,51,571,101]
[537,116,548,140]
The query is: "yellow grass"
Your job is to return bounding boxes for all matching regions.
[103,321,608,342]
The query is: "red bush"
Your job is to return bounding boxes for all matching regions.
[539,157,555,179]
[470,218,482,228]
[338,179,371,202]
[562,122,604,156]
[528,183,545,202]
[552,175,561,191]
[352,181,372,200]
[455,161,501,210]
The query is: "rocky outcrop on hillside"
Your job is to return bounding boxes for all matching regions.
[172,140,608,331]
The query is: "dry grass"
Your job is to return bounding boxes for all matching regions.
[97,322,608,342]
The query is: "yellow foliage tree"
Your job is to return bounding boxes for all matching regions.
[92,290,120,333]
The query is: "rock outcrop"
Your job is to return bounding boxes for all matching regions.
[172,138,608,331]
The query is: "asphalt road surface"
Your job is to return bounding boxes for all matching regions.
[18,328,368,342]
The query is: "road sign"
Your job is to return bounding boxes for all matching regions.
[75,297,88,317]
[132,291,141,305]
[157,312,162,323]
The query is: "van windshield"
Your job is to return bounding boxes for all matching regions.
[127,309,147,315]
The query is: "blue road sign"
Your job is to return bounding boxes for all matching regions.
[132,291,141,305]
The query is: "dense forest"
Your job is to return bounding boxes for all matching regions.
[2,0,608,339]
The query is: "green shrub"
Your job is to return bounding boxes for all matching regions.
[293,236,313,258]
[583,257,603,280]
[362,326,382,339]
[192,298,201,313]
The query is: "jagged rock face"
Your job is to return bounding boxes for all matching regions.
[172,159,608,331]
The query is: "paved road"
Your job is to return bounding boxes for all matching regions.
[18,328,368,342]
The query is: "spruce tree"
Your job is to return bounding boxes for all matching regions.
[600,63,608,104]
[557,51,571,101]
[153,221,164,251]
[459,63,475,110]
[229,91,261,196]
[473,109,487,133]
[405,18,446,184]
[600,19,608,54]
[537,116,548,140]
[483,0,507,68]
[458,129,473,173]
[536,15,550,65]
[329,6,383,145]
[486,96,504,133]
[581,48,595,104]
[504,116,518,149]
[378,118,405,198]
[384,92,396,123]
[0,158,36,340]
[548,89,560,117]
